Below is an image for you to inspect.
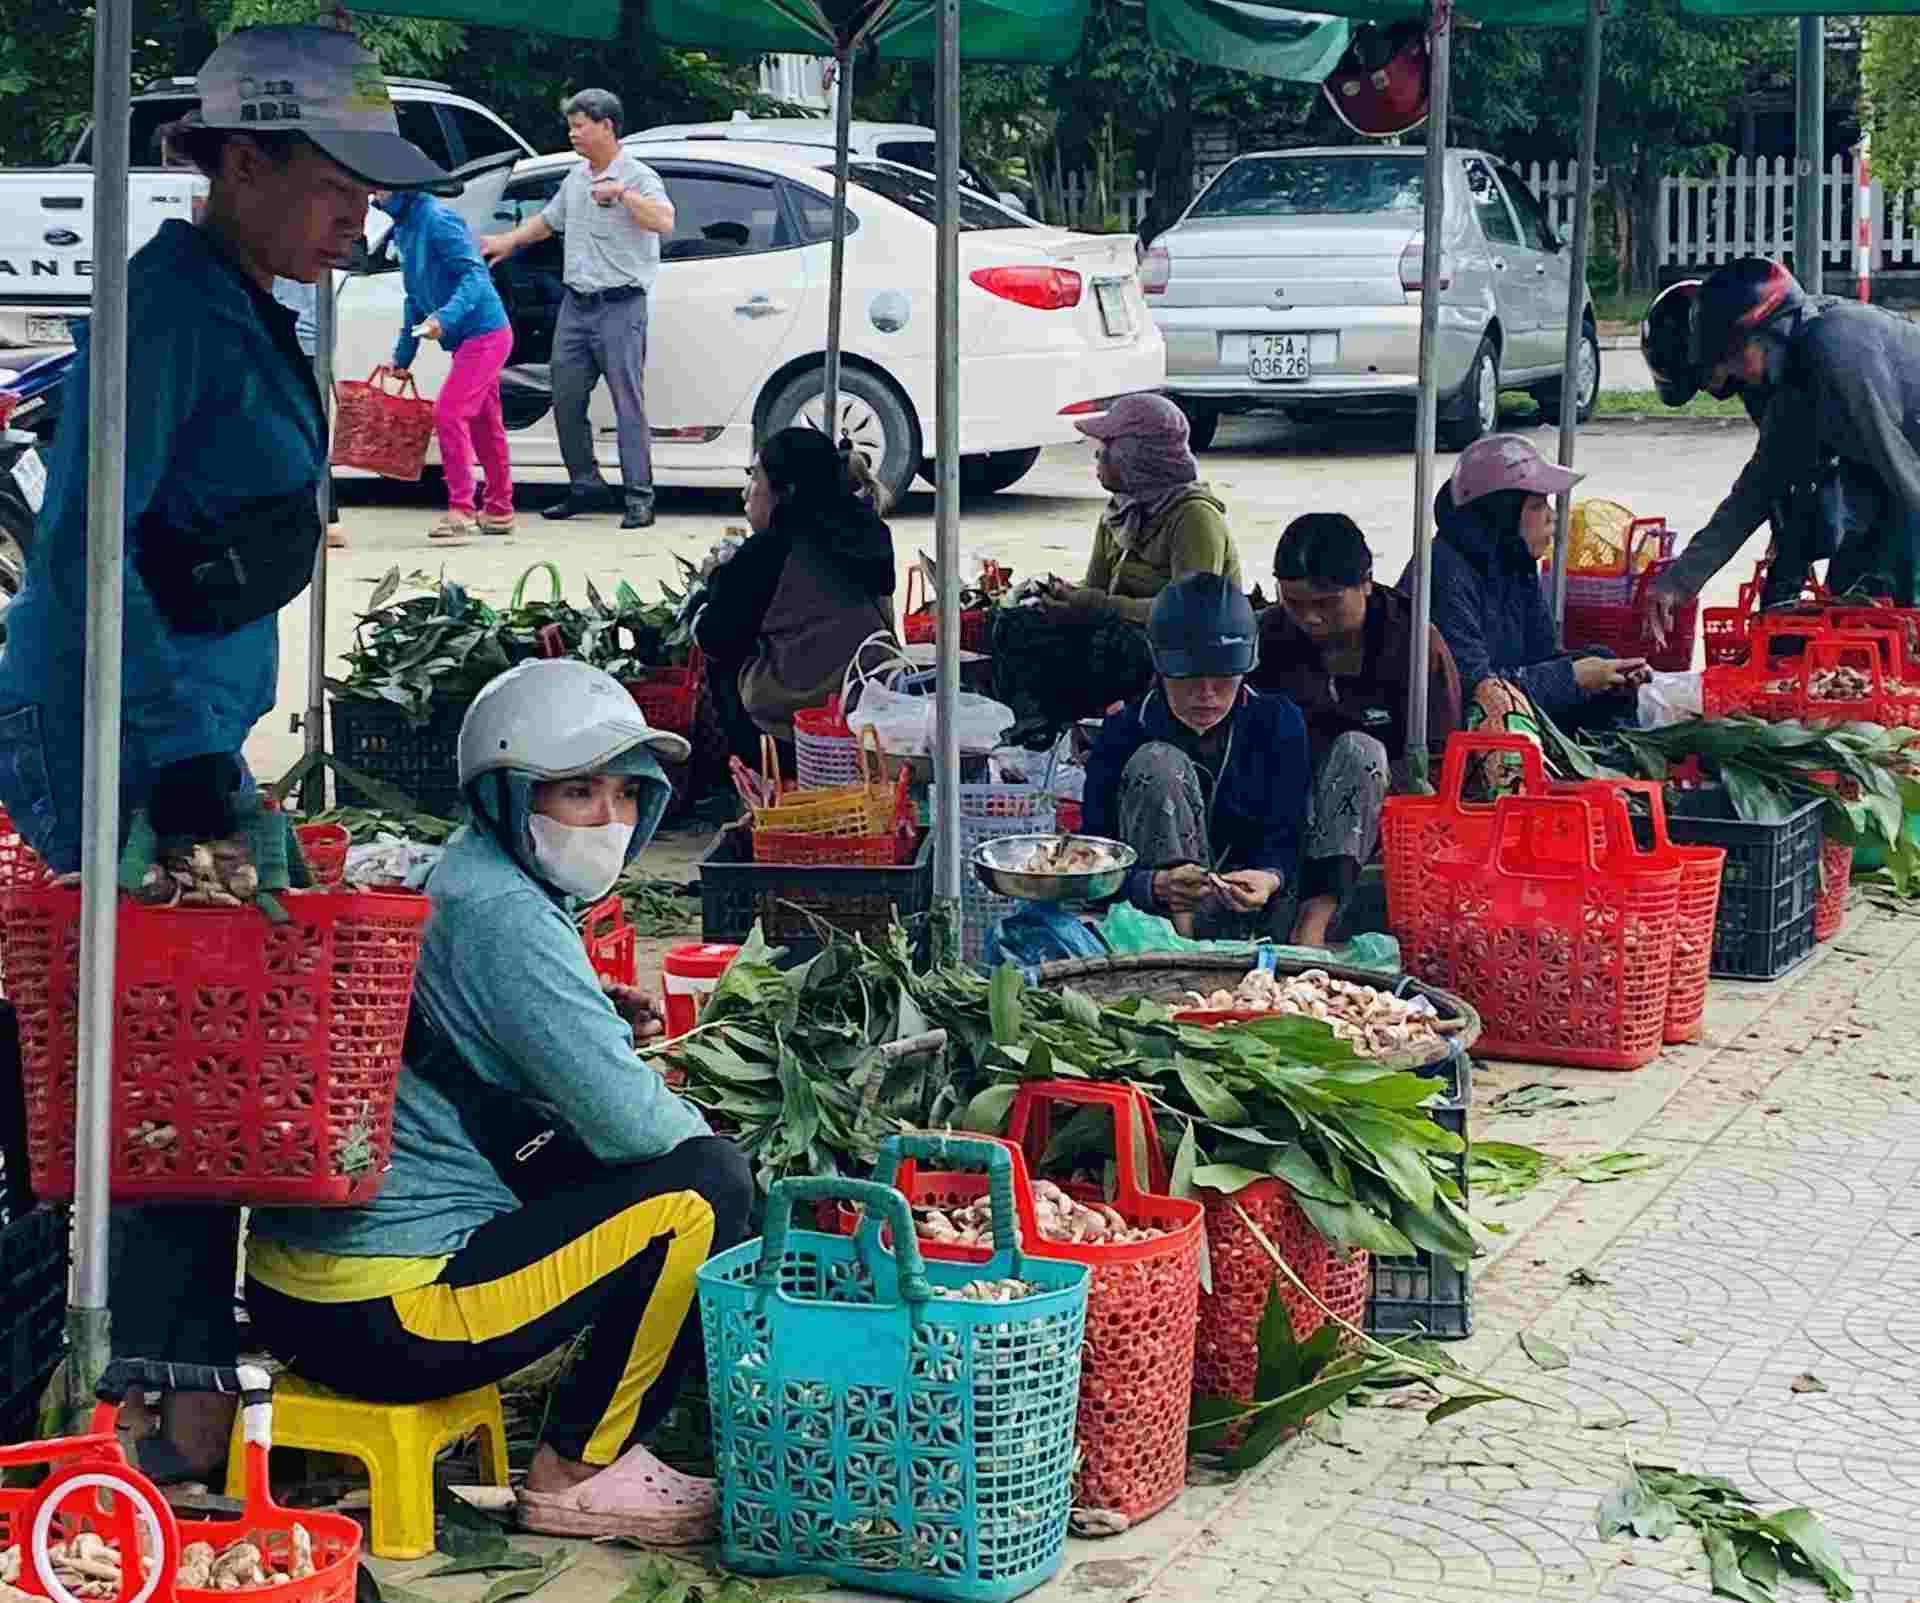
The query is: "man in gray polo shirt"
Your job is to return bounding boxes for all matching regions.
[482,89,673,529]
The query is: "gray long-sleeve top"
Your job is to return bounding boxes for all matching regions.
[1663,298,1920,599]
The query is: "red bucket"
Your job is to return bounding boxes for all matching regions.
[661,941,739,1038]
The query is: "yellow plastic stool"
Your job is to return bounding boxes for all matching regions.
[226,1374,510,1559]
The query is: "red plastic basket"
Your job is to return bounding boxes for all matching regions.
[1563,560,1698,672]
[841,1100,1204,1526]
[1704,635,1888,724]
[293,823,350,888]
[1562,779,1723,1046]
[0,1361,362,1603]
[1054,799,1083,835]
[579,893,637,987]
[6,886,429,1206]
[331,365,435,481]
[1427,792,1682,1070]
[624,646,705,739]
[1807,770,1858,943]
[901,568,992,655]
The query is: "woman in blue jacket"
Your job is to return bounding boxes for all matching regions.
[1083,573,1311,940]
[376,189,514,541]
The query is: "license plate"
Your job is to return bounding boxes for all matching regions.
[1249,333,1311,382]
[25,317,70,345]
[10,448,45,514]
[1095,280,1131,338]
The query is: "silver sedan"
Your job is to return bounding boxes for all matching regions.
[1143,146,1599,451]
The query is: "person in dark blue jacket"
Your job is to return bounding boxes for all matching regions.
[1403,434,1646,745]
[1082,573,1311,940]
[376,189,514,541]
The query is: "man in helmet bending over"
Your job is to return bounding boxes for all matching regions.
[1643,257,1920,634]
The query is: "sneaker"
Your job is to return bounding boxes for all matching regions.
[429,514,476,544]
[477,512,517,535]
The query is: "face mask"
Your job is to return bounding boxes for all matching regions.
[527,813,634,900]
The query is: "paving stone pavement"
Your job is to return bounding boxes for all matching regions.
[377,904,1920,1603]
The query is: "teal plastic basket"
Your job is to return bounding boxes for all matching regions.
[697,1152,1090,1603]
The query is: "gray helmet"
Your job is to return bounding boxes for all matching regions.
[458,659,690,788]
[1148,572,1258,678]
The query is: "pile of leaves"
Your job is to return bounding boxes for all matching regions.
[1598,1464,1855,1602]
[329,566,694,724]
[1546,714,1920,896]
[607,867,700,937]
[642,927,961,1198]
[917,963,1477,1268]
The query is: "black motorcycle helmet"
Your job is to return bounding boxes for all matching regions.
[1641,280,1702,406]
[1148,572,1259,678]
[1689,257,1805,373]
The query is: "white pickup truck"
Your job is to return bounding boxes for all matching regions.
[0,74,535,349]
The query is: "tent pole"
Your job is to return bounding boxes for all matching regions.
[1406,0,1451,782]
[931,0,962,962]
[70,0,133,1417]
[303,273,335,813]
[1794,16,1824,289]
[823,44,853,434]
[1550,0,1604,633]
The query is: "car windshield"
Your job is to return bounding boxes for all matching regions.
[1189,155,1425,219]
[841,162,1028,231]
[74,99,199,165]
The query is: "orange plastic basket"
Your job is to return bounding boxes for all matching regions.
[1704,635,1888,724]
[838,1102,1204,1526]
[1427,792,1682,1070]
[1806,770,1859,944]
[747,728,904,841]
[900,568,992,655]
[6,885,429,1206]
[0,1361,362,1603]
[579,893,637,987]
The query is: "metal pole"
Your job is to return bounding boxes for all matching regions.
[70,0,133,1412]
[1550,0,1604,635]
[1795,15,1825,288]
[822,46,853,435]
[1855,132,1872,303]
[1406,0,1451,781]
[303,272,335,814]
[931,0,962,961]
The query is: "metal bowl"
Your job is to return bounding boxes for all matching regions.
[971,833,1137,903]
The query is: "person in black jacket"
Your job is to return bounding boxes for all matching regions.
[693,429,897,765]
[1404,435,1646,758]
[1082,573,1311,940]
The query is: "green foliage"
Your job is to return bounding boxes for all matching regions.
[1864,19,1920,197]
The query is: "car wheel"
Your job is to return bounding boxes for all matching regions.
[762,365,921,510]
[956,448,1042,497]
[1440,337,1500,451]
[1536,323,1601,424]
[1172,399,1220,453]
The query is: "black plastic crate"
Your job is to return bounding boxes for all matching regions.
[329,696,472,820]
[1,1205,68,1435]
[1366,1051,1472,1340]
[700,828,933,965]
[1665,787,1822,980]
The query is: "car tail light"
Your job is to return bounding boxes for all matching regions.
[1140,246,1171,296]
[0,393,19,431]
[969,266,1083,310]
[1398,236,1451,294]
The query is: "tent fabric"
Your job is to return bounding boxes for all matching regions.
[1145,0,1354,78]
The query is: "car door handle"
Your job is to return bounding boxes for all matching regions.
[1534,262,1548,276]
[1491,258,1508,271]
[736,296,788,318]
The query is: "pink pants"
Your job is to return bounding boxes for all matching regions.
[437,325,514,517]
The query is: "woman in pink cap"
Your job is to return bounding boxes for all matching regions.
[1403,434,1647,780]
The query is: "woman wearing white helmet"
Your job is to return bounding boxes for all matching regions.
[245,660,751,1544]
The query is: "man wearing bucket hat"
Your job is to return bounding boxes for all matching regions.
[1408,434,1647,751]
[1641,257,1920,632]
[0,22,451,1484]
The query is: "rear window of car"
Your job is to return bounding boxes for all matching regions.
[841,162,1028,231]
[75,98,200,165]
[1189,155,1425,219]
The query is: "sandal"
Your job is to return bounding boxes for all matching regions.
[429,515,476,545]
[516,1445,717,1544]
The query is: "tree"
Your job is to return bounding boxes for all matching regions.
[1863,19,1920,197]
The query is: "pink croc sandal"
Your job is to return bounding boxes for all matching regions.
[516,1445,718,1544]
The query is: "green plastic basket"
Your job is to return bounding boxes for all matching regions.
[697,1157,1089,1603]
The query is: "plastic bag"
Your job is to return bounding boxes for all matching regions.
[988,730,1086,801]
[985,903,1107,968]
[1638,670,1703,729]
[1098,903,1401,972]
[846,679,1015,755]
[344,836,444,890]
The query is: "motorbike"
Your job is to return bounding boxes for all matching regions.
[0,344,74,633]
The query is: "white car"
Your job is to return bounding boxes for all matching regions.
[332,139,1163,504]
